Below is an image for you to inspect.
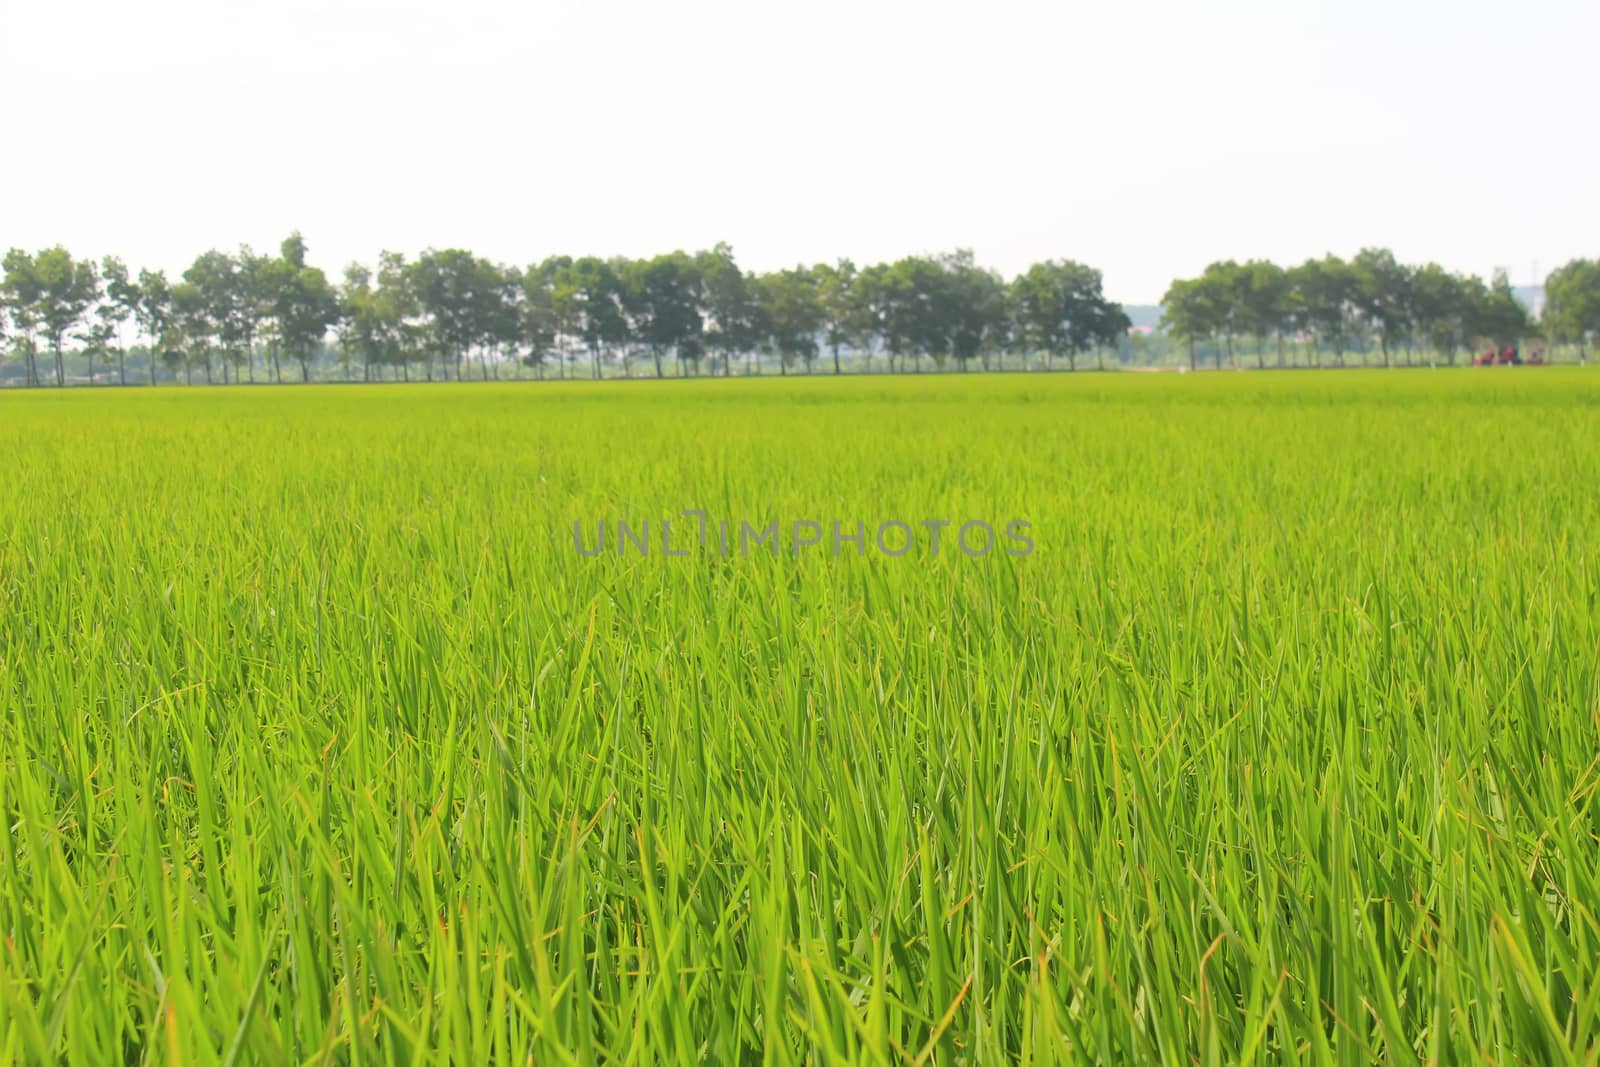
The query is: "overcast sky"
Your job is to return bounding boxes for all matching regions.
[2,0,1594,303]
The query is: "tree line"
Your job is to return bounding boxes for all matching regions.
[4,238,1597,386]
[0,237,1129,386]
[1161,250,1600,369]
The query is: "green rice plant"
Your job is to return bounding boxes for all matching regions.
[1,370,1598,1064]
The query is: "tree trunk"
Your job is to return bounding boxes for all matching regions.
[832,343,842,375]
[53,336,65,386]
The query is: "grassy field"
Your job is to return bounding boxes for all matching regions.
[2,371,1599,1064]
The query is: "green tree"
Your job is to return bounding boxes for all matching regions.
[1159,276,1222,370]
[753,267,824,374]
[852,256,949,373]
[339,263,390,381]
[1351,248,1413,367]
[537,255,582,379]
[1289,256,1358,367]
[183,250,248,384]
[134,269,172,385]
[277,233,304,269]
[75,266,119,386]
[857,259,946,374]
[1015,259,1123,371]
[622,252,704,378]
[1407,263,1469,365]
[813,259,869,375]
[99,256,139,385]
[1544,259,1600,363]
[375,252,426,381]
[1467,270,1530,352]
[235,245,274,383]
[1237,260,1290,368]
[1090,302,1132,370]
[897,256,953,372]
[408,248,492,380]
[554,257,628,379]
[76,316,116,386]
[169,281,212,384]
[273,239,341,383]
[940,251,1009,372]
[1,249,44,386]
[514,262,559,379]
[853,262,895,373]
[6,247,98,386]
[1193,261,1247,368]
[697,243,758,376]
[480,263,523,380]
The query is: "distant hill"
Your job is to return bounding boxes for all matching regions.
[1122,304,1163,330]
[1120,287,1545,333]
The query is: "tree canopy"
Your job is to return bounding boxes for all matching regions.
[1162,251,1552,368]
[1,239,1583,385]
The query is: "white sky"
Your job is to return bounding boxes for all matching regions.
[1,0,1594,303]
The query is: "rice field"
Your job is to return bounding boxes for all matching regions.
[2,370,1599,1064]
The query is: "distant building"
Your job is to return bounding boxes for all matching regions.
[1513,285,1545,319]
